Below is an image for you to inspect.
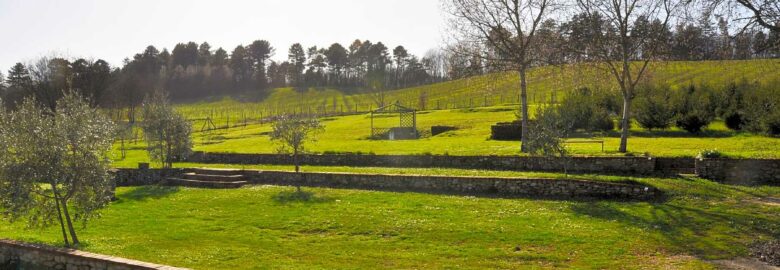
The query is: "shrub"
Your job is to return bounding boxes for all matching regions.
[697,149,724,159]
[674,84,716,133]
[766,111,780,136]
[588,109,614,132]
[557,87,616,132]
[527,106,568,158]
[723,111,744,131]
[741,80,780,134]
[676,113,711,133]
[633,84,674,130]
[558,87,594,131]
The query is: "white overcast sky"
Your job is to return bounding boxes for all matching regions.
[0,0,446,72]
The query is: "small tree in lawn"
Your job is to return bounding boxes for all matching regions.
[141,92,192,168]
[270,114,323,192]
[526,105,572,173]
[0,93,116,247]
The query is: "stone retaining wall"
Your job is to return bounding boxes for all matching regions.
[696,158,780,185]
[0,239,187,270]
[655,157,696,174]
[113,168,184,186]
[187,152,656,175]
[112,168,660,200]
[243,171,660,200]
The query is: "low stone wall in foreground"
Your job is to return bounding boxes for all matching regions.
[0,239,187,270]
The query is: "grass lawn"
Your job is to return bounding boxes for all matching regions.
[1,172,778,269]
[111,105,780,168]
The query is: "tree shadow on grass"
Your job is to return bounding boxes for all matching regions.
[604,129,735,138]
[272,189,334,204]
[116,185,180,202]
[569,201,780,259]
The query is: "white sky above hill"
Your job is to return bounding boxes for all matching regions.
[0,0,445,71]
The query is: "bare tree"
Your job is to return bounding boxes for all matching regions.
[697,0,779,33]
[445,0,559,152]
[570,0,678,152]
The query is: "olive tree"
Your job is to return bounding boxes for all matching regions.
[141,92,192,168]
[0,93,116,247]
[270,115,323,192]
[526,105,572,173]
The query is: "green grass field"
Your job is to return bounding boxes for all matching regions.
[1,171,778,269]
[112,104,780,168]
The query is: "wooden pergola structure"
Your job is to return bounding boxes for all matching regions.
[370,102,418,140]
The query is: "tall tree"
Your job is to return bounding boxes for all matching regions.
[446,0,558,152]
[288,43,306,87]
[230,45,252,90]
[213,47,229,66]
[171,42,199,67]
[6,63,32,90]
[28,57,73,111]
[572,0,677,152]
[198,42,212,66]
[248,40,274,90]
[393,46,409,88]
[71,59,112,106]
[325,43,348,85]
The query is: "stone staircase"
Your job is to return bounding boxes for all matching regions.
[164,168,249,189]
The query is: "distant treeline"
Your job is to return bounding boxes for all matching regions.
[0,17,778,112]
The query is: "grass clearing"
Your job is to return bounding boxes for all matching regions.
[1,174,777,269]
[112,105,780,168]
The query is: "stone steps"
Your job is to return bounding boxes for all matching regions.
[182,172,244,182]
[189,168,244,175]
[164,168,249,189]
[163,178,248,189]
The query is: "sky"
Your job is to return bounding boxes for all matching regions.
[0,0,446,73]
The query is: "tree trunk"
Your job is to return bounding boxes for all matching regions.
[167,142,173,168]
[60,199,80,246]
[519,68,530,153]
[51,184,70,247]
[293,149,301,193]
[619,93,631,153]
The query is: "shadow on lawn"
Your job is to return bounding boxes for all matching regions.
[616,129,734,138]
[570,200,780,258]
[272,189,334,204]
[117,185,181,202]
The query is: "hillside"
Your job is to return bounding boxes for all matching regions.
[162,59,780,128]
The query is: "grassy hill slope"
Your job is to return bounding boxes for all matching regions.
[166,59,780,128]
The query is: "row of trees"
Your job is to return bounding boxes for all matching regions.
[634,80,780,134]
[112,40,451,102]
[0,58,113,110]
[537,80,780,136]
